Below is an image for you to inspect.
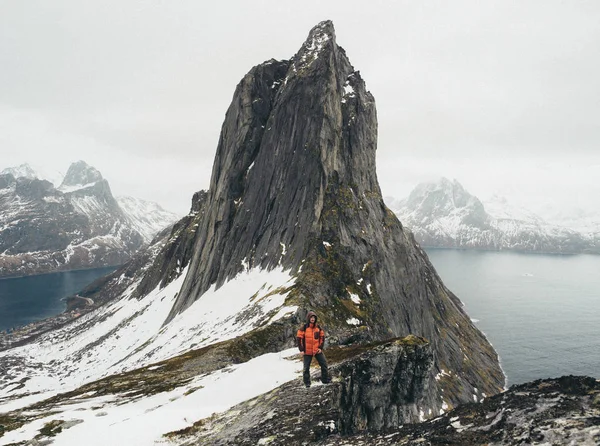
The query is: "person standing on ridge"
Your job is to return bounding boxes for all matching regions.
[297,311,330,387]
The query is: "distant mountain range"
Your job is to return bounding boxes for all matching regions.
[0,161,180,277]
[388,178,600,254]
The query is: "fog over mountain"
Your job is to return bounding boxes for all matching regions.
[388,178,600,254]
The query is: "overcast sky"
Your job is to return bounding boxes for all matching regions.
[1,1,599,219]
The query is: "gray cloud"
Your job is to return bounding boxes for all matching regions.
[1,0,599,215]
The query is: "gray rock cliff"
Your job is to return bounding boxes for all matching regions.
[161,21,504,411]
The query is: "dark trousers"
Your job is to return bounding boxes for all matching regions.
[303,352,329,384]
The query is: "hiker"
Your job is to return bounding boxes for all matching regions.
[297,311,330,387]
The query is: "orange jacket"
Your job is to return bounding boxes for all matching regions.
[297,311,325,356]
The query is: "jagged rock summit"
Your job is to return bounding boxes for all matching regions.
[168,20,504,409]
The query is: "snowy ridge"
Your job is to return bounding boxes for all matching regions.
[117,196,180,242]
[0,266,297,414]
[57,181,99,193]
[389,178,600,254]
[69,193,109,217]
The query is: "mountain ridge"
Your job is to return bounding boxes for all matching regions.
[389,177,600,254]
[0,161,179,278]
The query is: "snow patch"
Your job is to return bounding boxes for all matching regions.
[435,369,452,381]
[349,293,361,305]
[58,182,98,193]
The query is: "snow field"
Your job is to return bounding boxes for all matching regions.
[0,266,297,413]
[0,349,303,446]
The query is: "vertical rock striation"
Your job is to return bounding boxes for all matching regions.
[167,21,505,411]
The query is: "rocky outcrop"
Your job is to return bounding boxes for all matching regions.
[168,336,433,445]
[322,375,600,445]
[163,21,504,410]
[336,336,433,434]
[165,346,600,445]
[390,178,600,254]
[0,161,177,278]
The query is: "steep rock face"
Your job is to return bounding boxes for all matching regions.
[0,161,172,278]
[182,375,600,446]
[318,375,600,445]
[167,21,504,410]
[133,190,208,298]
[390,178,599,254]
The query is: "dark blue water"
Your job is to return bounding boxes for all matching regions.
[0,267,117,331]
[425,249,600,386]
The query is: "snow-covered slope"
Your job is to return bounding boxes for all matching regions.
[0,219,301,444]
[389,178,599,254]
[0,348,301,446]
[0,258,296,412]
[0,161,177,277]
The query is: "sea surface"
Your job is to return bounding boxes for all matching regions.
[0,266,117,331]
[425,248,600,386]
[1,252,598,387]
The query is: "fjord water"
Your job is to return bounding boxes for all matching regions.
[0,266,117,331]
[425,249,600,386]
[1,251,597,387]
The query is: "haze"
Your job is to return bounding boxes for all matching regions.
[1,1,599,219]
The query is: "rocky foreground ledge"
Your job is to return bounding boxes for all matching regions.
[350,375,600,446]
[166,335,433,445]
[169,370,599,446]
[161,337,600,446]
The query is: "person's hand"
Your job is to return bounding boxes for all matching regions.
[316,348,322,354]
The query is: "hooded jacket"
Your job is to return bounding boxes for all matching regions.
[296,311,325,356]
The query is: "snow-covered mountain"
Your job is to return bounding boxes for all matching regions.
[0,163,38,180]
[116,195,179,242]
[389,178,599,254]
[0,22,506,445]
[0,161,178,278]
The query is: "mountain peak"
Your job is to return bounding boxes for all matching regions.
[299,20,336,57]
[164,21,504,410]
[59,160,103,190]
[1,163,38,180]
[172,18,376,320]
